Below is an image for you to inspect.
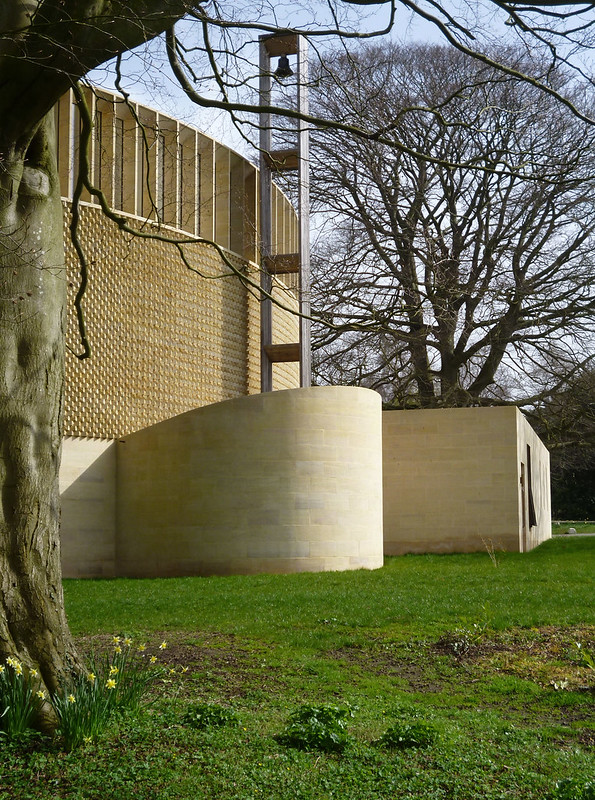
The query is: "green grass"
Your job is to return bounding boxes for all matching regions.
[0,537,593,800]
[553,521,595,535]
[62,536,594,649]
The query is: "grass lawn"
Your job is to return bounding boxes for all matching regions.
[553,521,595,535]
[1,536,593,799]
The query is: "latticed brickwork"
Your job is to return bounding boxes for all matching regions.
[271,282,300,390]
[63,203,296,438]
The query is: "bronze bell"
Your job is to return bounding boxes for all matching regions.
[274,55,293,79]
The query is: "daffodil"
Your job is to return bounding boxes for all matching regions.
[30,668,39,678]
[87,672,96,683]
[137,643,146,652]
[159,641,167,650]
[150,656,157,664]
[106,678,117,689]
[68,694,76,704]
[109,666,119,675]
[0,665,5,674]
[83,736,92,745]
[114,645,122,654]
[112,636,121,645]
[123,637,132,646]
[181,666,189,673]
[36,690,46,699]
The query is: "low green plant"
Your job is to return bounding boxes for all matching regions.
[376,719,439,749]
[574,642,595,670]
[442,604,494,656]
[277,703,354,753]
[183,701,239,730]
[0,658,45,738]
[547,778,595,800]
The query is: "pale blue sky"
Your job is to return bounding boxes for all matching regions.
[87,1,589,156]
[87,1,470,152]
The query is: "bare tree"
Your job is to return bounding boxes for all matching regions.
[526,366,595,517]
[0,0,421,729]
[310,43,595,408]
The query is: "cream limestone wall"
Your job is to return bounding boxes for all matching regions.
[60,402,551,578]
[517,412,551,552]
[60,438,117,577]
[383,406,551,555]
[114,386,383,577]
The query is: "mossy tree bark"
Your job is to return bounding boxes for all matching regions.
[0,110,74,729]
[0,0,193,728]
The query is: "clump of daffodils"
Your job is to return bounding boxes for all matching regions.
[0,655,45,738]
[0,637,189,749]
[54,636,187,750]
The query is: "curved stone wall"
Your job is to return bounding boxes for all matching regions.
[115,386,383,576]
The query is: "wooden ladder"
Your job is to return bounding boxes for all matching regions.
[258,33,310,391]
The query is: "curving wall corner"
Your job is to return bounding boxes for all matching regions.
[115,386,383,576]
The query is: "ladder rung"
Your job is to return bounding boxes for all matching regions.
[265,149,299,171]
[264,343,300,362]
[264,254,300,274]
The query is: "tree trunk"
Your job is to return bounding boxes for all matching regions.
[0,0,195,735]
[0,110,79,729]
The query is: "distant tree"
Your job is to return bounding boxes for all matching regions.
[527,368,595,518]
[310,43,595,408]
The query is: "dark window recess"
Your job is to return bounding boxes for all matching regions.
[527,444,537,527]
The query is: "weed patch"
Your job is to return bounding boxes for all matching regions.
[277,703,355,752]
[376,719,439,749]
[182,702,239,730]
